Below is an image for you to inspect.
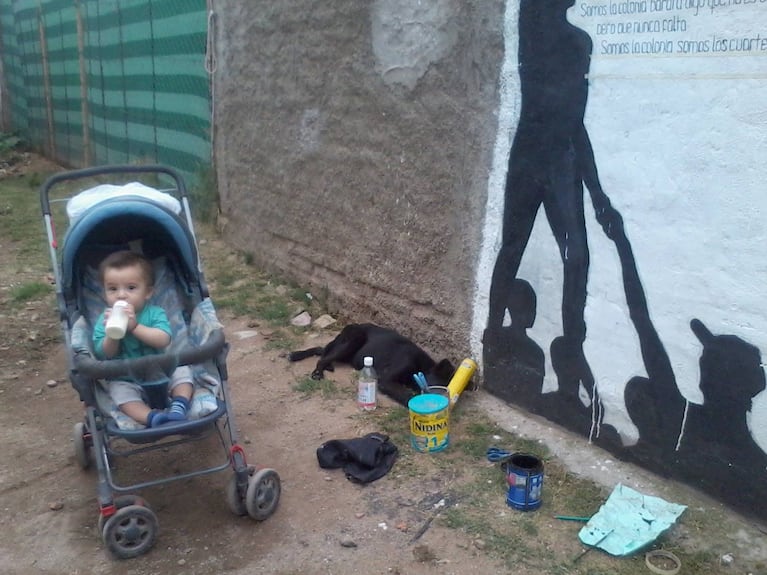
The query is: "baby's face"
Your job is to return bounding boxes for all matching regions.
[103,264,153,311]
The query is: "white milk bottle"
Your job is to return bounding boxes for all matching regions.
[105,301,129,339]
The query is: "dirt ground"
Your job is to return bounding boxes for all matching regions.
[2,156,767,575]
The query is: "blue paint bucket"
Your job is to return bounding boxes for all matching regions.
[408,392,450,453]
[503,453,544,511]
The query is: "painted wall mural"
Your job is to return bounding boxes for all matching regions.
[473,0,767,518]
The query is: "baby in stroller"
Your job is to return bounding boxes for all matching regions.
[94,249,194,427]
[41,164,281,559]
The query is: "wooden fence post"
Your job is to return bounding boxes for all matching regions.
[37,7,55,158]
[76,0,90,166]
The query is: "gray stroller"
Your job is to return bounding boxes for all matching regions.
[40,164,280,559]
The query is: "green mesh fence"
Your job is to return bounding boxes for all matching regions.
[0,0,210,179]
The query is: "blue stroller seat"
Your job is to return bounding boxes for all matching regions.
[41,165,281,559]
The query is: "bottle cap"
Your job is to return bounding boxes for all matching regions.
[363,356,373,367]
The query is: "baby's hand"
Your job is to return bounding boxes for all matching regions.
[122,303,138,333]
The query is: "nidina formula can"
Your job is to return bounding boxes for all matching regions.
[408,392,450,453]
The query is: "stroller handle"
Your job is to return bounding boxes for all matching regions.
[40,164,188,216]
[73,329,226,381]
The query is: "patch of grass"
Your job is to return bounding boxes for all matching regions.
[259,299,292,324]
[11,281,51,303]
[189,163,219,224]
[373,405,411,446]
[292,376,339,399]
[0,175,51,261]
[202,242,326,326]
[0,131,23,157]
[263,329,302,352]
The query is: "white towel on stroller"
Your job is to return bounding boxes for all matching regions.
[66,182,181,223]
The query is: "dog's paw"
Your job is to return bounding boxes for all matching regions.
[311,370,324,380]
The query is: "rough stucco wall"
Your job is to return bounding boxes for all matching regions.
[212,0,503,356]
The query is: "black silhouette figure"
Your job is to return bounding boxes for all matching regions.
[482,279,545,408]
[484,0,621,432]
[628,318,767,517]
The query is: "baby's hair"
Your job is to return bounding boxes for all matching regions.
[99,250,155,286]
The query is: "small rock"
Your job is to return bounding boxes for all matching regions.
[412,545,436,562]
[339,536,357,548]
[46,379,58,388]
[474,539,486,550]
[233,330,258,340]
[395,521,408,532]
[313,314,337,329]
[355,512,366,519]
[177,559,186,566]
[49,501,64,511]
[290,311,312,327]
[721,553,735,566]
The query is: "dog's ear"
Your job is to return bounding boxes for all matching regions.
[434,359,455,382]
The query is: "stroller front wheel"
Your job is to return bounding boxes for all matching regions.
[97,495,152,533]
[102,504,159,559]
[246,468,281,521]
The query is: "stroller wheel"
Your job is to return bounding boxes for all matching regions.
[73,422,92,470]
[102,504,158,559]
[246,468,281,521]
[98,495,152,534]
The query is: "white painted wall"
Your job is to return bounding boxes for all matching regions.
[473,0,767,448]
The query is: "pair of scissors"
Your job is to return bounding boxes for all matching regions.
[486,446,513,463]
[412,372,429,392]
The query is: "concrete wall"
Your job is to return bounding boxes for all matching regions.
[212,0,767,519]
[212,0,503,356]
[475,0,767,519]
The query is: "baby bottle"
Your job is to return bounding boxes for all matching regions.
[105,301,129,339]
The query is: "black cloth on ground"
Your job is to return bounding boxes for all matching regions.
[316,432,399,484]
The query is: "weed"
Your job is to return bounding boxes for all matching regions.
[189,163,219,223]
[0,132,23,157]
[263,329,301,352]
[373,405,411,446]
[293,376,338,399]
[11,281,51,303]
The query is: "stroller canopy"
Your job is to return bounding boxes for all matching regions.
[61,194,199,302]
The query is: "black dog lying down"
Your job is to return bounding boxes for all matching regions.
[288,323,455,406]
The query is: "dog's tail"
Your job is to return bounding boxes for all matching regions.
[288,347,324,362]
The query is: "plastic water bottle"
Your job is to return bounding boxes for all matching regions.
[357,356,377,411]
